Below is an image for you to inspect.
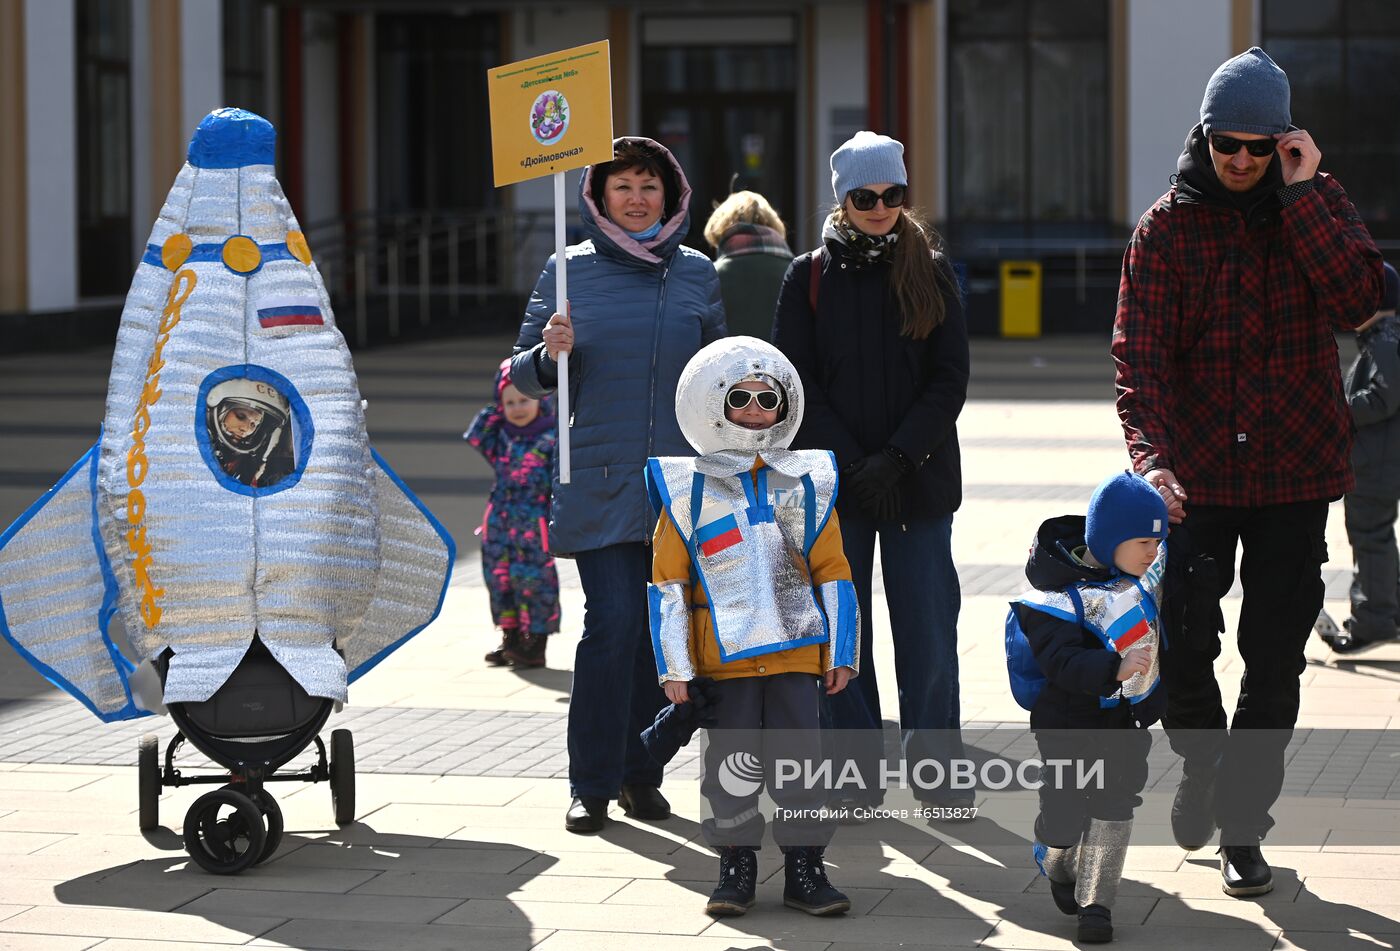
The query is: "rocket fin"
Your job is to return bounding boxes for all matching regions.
[0,444,151,721]
[342,448,455,681]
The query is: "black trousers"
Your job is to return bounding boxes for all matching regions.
[1344,493,1400,642]
[1034,721,1150,848]
[1161,500,1329,841]
[701,672,834,849]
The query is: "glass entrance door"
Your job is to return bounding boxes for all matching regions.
[641,40,797,251]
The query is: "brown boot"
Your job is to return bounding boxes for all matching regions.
[505,631,547,667]
[485,628,519,666]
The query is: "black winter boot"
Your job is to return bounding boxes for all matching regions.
[782,846,851,916]
[1077,903,1113,943]
[705,846,758,917]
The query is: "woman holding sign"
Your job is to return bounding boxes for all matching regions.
[511,136,727,833]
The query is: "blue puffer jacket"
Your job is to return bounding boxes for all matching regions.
[510,137,728,556]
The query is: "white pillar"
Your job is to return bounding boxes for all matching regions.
[302,8,339,225]
[1125,0,1231,224]
[130,0,153,259]
[180,0,223,136]
[811,4,867,247]
[23,0,77,312]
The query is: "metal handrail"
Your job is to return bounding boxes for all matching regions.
[295,208,553,347]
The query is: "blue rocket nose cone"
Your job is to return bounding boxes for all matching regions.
[187,107,276,169]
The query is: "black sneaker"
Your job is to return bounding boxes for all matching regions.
[1171,767,1217,851]
[1220,844,1273,896]
[1323,618,1398,655]
[783,846,851,916]
[1077,903,1113,943]
[564,795,607,834]
[706,846,758,917]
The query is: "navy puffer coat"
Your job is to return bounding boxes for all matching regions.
[510,137,728,556]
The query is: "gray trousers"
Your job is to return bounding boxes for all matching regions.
[701,672,834,850]
[1345,493,1400,642]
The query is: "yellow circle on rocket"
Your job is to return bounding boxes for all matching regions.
[222,236,262,274]
[286,231,312,265]
[161,234,192,271]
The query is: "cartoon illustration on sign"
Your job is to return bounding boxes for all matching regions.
[530,90,570,144]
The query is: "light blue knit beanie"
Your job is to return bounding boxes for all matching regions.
[1200,47,1291,136]
[830,131,907,203]
[1085,471,1168,567]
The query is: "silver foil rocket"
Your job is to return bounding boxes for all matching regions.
[0,109,454,719]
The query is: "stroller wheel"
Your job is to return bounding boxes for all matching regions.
[245,788,284,864]
[330,729,355,826]
[183,788,267,875]
[138,734,160,831]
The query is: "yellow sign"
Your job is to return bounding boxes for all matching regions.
[487,40,614,188]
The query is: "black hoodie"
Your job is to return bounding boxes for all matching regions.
[1173,122,1285,228]
[1015,515,1165,730]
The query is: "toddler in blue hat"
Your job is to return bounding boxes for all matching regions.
[1011,470,1169,943]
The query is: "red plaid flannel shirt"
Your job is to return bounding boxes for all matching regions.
[1112,175,1385,507]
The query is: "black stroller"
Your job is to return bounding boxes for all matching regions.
[137,636,356,874]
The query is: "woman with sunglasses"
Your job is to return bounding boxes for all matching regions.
[771,131,971,815]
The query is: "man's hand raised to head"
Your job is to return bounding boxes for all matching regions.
[1275,129,1321,186]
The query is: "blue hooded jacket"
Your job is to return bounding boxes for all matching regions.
[510,137,728,555]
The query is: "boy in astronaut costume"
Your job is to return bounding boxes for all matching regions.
[645,336,860,918]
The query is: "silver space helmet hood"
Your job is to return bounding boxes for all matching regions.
[675,336,805,457]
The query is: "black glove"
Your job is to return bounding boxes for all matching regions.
[845,450,909,521]
[869,487,902,522]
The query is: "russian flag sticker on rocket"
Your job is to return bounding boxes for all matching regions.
[696,510,744,558]
[256,295,324,329]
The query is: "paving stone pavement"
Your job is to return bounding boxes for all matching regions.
[2,334,1400,949]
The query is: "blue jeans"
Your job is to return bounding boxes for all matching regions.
[569,542,667,799]
[825,511,965,804]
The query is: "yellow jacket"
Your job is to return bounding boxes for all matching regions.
[650,465,854,680]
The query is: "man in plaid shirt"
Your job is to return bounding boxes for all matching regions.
[1112,48,1385,898]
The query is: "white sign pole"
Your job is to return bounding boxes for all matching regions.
[553,170,571,484]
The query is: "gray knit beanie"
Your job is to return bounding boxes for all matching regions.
[1200,47,1291,136]
[830,131,907,203]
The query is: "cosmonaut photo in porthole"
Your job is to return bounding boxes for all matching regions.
[204,377,298,489]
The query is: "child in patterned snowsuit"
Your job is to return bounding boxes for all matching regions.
[464,358,560,667]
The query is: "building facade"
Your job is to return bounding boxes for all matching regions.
[2,0,1397,338]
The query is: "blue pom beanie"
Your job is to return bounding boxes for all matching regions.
[1085,471,1169,567]
[831,131,907,203]
[1200,47,1291,136]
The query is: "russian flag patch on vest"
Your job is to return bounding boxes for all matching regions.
[696,511,743,557]
[256,295,324,328]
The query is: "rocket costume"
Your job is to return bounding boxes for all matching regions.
[1012,472,1169,943]
[0,108,454,721]
[645,336,858,918]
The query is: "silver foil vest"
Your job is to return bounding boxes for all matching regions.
[1018,543,1165,706]
[647,450,838,664]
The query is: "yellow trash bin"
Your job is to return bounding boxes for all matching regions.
[999,261,1042,338]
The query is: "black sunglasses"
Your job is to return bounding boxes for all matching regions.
[847,185,907,212]
[726,389,782,411]
[1209,133,1275,158]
